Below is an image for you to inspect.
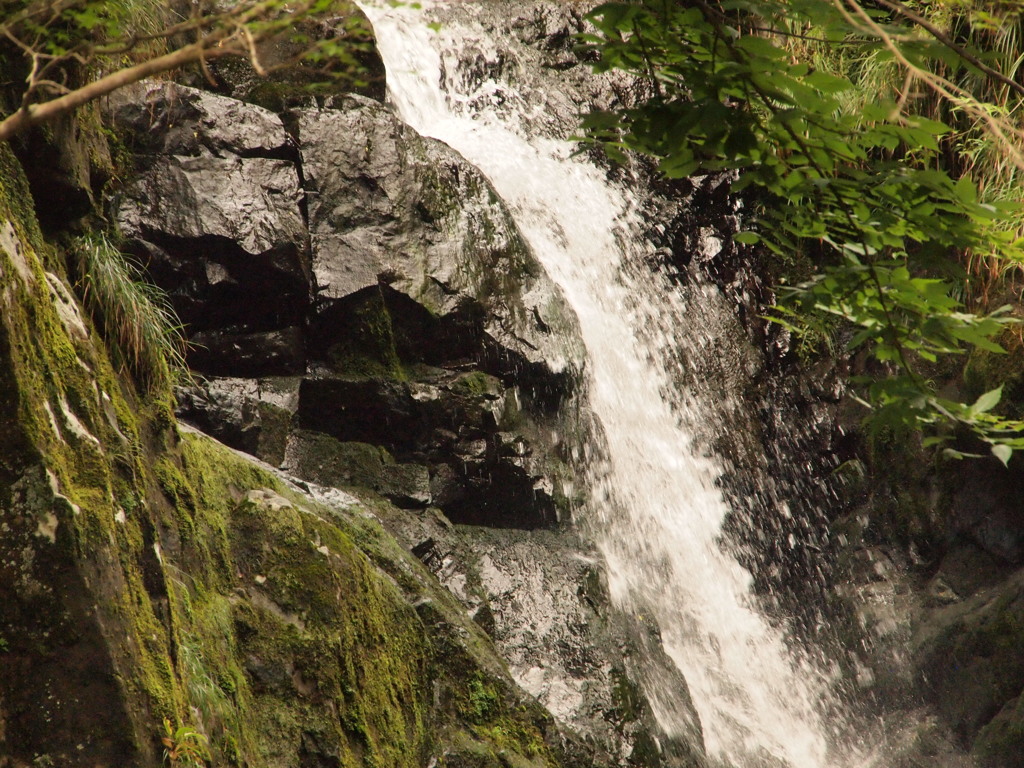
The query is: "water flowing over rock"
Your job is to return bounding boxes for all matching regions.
[9,2,1024,767]
[108,14,691,764]
[364,3,846,766]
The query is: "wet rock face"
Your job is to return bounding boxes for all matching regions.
[296,94,577,379]
[108,81,293,157]
[914,571,1024,764]
[369,503,705,768]
[108,23,700,763]
[110,82,309,375]
[113,80,579,531]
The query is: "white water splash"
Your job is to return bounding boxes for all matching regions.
[362,4,854,766]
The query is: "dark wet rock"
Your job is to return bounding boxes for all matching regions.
[432,457,558,529]
[11,107,113,231]
[295,96,582,383]
[310,284,487,373]
[282,430,431,508]
[931,541,1015,602]
[297,372,559,527]
[118,155,309,333]
[117,153,305,262]
[914,570,1024,751]
[297,372,506,458]
[949,463,1024,565]
[175,377,299,466]
[298,376,426,453]
[974,695,1024,768]
[189,326,306,377]
[111,83,310,344]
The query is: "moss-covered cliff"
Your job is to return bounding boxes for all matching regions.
[0,138,571,767]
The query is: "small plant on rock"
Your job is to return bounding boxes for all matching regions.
[161,718,209,768]
[71,232,188,392]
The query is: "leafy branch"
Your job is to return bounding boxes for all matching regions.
[580,0,1024,462]
[0,0,369,143]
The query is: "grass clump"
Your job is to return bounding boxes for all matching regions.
[71,232,187,392]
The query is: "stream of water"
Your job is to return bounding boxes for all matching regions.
[362,4,865,766]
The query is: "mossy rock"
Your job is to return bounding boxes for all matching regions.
[0,143,180,766]
[916,572,1024,746]
[320,288,408,380]
[0,139,570,768]
[974,695,1024,768]
[450,371,503,399]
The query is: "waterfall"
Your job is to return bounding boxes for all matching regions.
[361,4,864,766]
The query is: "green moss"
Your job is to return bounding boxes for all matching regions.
[450,371,503,399]
[326,289,407,380]
[155,457,198,521]
[628,730,664,768]
[143,435,436,768]
[418,165,462,223]
[449,672,553,764]
[975,695,1024,768]
[228,496,430,766]
[609,669,644,726]
[467,675,501,723]
[0,143,47,255]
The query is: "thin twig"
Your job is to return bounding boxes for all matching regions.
[872,0,1024,100]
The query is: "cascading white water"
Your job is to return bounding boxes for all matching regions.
[360,3,861,766]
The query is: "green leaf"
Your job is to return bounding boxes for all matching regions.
[992,443,1013,466]
[733,231,760,245]
[972,386,1003,415]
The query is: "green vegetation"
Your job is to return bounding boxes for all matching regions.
[161,719,210,768]
[0,0,373,142]
[71,232,187,392]
[326,288,408,379]
[580,0,1024,461]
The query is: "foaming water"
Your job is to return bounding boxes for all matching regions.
[361,4,864,766]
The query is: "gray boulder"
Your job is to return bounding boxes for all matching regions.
[296,95,582,379]
[110,83,310,373]
[105,81,292,157]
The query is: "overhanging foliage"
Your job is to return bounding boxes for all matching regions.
[580,0,1024,462]
[0,0,371,142]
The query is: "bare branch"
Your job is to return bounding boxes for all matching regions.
[33,78,72,96]
[0,37,234,142]
[0,0,360,143]
[871,0,1024,100]
[240,22,268,76]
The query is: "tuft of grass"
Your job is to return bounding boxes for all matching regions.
[71,232,188,392]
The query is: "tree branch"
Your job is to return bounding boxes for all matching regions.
[0,37,234,142]
[871,0,1024,100]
